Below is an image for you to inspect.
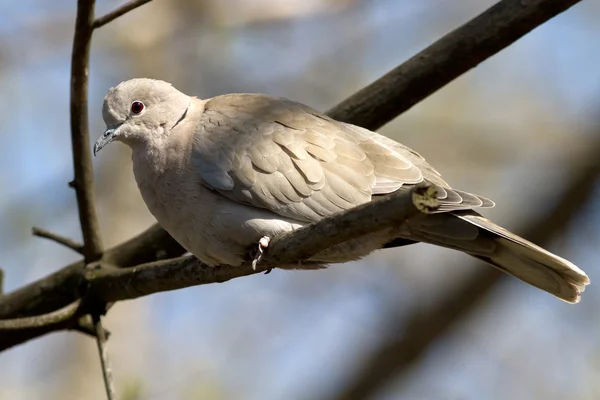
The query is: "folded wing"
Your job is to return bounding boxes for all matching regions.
[192,93,493,223]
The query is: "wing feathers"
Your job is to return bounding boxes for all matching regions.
[194,94,494,222]
[189,94,588,303]
[291,157,324,184]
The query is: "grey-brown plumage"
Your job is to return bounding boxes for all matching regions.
[95,78,590,303]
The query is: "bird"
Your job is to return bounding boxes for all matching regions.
[94,78,590,303]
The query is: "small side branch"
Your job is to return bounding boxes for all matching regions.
[0,300,81,330]
[93,0,154,29]
[94,314,116,400]
[32,227,84,254]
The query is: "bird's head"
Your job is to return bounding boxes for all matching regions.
[94,78,191,155]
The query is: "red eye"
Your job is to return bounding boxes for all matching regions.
[131,101,144,114]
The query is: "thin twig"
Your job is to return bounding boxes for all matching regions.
[94,314,116,400]
[32,226,84,254]
[0,300,81,330]
[85,185,435,303]
[70,0,104,262]
[93,0,153,29]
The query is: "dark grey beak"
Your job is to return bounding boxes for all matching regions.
[94,127,117,156]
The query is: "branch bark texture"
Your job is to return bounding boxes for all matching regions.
[327,0,583,129]
[70,0,104,262]
[93,0,153,29]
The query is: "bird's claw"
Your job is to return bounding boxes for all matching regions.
[251,236,271,270]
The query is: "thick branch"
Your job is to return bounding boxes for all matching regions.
[70,0,104,262]
[75,315,110,338]
[331,139,600,400]
[103,223,185,267]
[32,226,84,254]
[93,0,153,29]
[88,185,436,303]
[327,0,583,129]
[0,186,432,350]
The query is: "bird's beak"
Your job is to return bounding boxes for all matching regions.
[94,126,118,156]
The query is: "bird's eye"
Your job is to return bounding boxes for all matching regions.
[131,101,144,114]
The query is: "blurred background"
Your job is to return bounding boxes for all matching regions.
[1,0,600,399]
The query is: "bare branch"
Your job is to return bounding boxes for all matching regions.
[330,138,600,400]
[0,0,586,351]
[70,0,104,262]
[0,300,81,330]
[0,225,184,322]
[93,0,153,29]
[94,315,116,400]
[88,185,435,303]
[0,185,431,350]
[327,0,583,129]
[32,226,84,254]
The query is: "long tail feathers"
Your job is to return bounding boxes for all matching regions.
[407,213,590,303]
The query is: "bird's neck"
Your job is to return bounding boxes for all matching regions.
[132,99,203,177]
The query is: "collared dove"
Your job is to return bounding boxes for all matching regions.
[94,78,589,303]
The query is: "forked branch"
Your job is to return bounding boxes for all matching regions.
[32,226,84,254]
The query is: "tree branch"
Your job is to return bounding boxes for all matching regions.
[93,0,153,29]
[0,0,585,350]
[0,300,82,330]
[70,0,104,262]
[0,224,185,321]
[86,185,437,304]
[32,226,84,254]
[94,315,116,400]
[327,0,583,129]
[330,136,600,400]
[267,184,437,265]
[74,315,111,339]
[0,186,433,349]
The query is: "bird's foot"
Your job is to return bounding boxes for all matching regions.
[251,236,271,271]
